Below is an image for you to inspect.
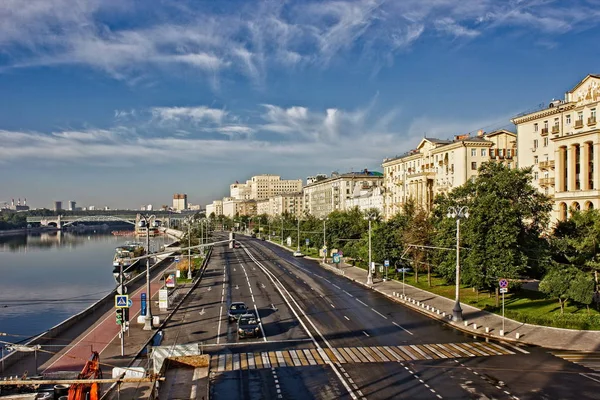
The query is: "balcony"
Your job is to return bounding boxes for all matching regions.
[406,170,435,179]
[541,127,549,136]
[588,117,597,126]
[551,125,560,134]
[539,177,555,187]
[575,119,584,128]
[538,160,555,170]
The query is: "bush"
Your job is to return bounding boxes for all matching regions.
[500,309,600,330]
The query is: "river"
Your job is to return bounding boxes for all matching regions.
[0,230,173,345]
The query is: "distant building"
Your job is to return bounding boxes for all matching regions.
[68,201,76,211]
[230,175,303,201]
[172,194,188,211]
[146,204,153,211]
[189,204,201,211]
[9,198,29,211]
[303,171,384,218]
[54,201,62,212]
[206,200,223,217]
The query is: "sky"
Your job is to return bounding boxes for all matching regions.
[1,0,600,210]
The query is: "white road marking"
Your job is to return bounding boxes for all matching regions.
[392,321,413,335]
[216,305,223,344]
[331,303,336,308]
[344,316,350,321]
[357,299,368,307]
[333,284,341,289]
[371,308,388,319]
[343,290,353,297]
[363,331,370,337]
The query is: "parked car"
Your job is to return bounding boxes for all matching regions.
[251,233,256,238]
[237,312,261,338]
[228,302,248,321]
[234,242,241,248]
[293,250,304,257]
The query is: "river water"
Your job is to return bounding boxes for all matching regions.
[0,230,173,345]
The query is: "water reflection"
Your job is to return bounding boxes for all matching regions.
[0,231,174,341]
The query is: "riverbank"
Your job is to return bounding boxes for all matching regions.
[0,227,58,236]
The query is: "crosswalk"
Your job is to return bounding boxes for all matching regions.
[551,351,600,373]
[210,341,519,372]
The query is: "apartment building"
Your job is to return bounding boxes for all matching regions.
[172,193,188,211]
[512,74,600,222]
[222,197,257,218]
[303,171,384,218]
[345,186,385,214]
[382,130,517,218]
[230,175,303,200]
[206,200,223,217]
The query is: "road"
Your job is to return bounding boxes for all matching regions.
[157,236,600,400]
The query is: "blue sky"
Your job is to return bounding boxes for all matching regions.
[1,0,600,210]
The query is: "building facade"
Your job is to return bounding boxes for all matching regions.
[382,130,517,219]
[172,194,188,211]
[303,171,384,218]
[222,197,257,218]
[512,74,600,222]
[344,186,385,214]
[206,200,223,217]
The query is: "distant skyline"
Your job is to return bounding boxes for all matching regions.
[2,0,600,209]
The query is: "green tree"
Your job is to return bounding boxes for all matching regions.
[539,267,576,314]
[401,201,434,285]
[568,271,595,313]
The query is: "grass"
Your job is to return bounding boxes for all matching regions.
[360,266,600,330]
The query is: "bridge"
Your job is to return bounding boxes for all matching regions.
[26,214,186,229]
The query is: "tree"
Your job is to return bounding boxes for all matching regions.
[539,267,576,314]
[568,271,595,313]
[431,162,552,303]
[401,201,434,285]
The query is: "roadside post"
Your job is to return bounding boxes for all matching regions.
[499,278,509,333]
[384,260,389,282]
[115,262,129,356]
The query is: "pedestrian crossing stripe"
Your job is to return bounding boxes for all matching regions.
[210,341,516,372]
[551,351,600,373]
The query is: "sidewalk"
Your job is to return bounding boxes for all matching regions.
[318,260,600,352]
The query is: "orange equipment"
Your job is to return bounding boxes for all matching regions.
[67,351,102,400]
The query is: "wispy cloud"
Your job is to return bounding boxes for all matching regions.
[1,0,597,84]
[151,106,227,125]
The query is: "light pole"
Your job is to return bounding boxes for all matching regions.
[321,217,328,263]
[364,213,377,285]
[447,206,469,322]
[184,216,193,279]
[281,216,284,245]
[140,214,156,331]
[296,218,301,251]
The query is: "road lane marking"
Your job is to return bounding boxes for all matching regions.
[356,299,368,307]
[392,321,413,335]
[344,316,350,321]
[343,290,353,297]
[371,308,388,319]
[362,331,370,337]
[216,305,223,344]
[331,303,336,308]
[333,284,341,289]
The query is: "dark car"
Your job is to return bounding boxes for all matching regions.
[228,302,248,321]
[251,233,256,238]
[237,313,261,338]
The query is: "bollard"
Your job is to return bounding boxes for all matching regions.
[485,327,490,333]
[500,329,505,337]
[515,332,520,340]
[425,305,429,310]
[442,312,446,317]
[473,324,477,330]
[436,309,440,315]
[464,320,469,327]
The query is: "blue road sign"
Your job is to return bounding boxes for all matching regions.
[115,295,129,308]
[128,299,133,307]
[305,238,309,245]
[499,278,509,288]
[174,257,180,262]
[333,253,341,264]
[384,260,390,267]
[141,293,147,316]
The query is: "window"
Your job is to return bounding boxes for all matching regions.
[490,149,495,157]
[534,123,538,132]
[534,171,539,180]
[592,108,597,119]
[544,137,549,147]
[498,149,504,157]
[533,139,538,149]
[578,111,584,121]
[544,120,548,130]
[471,161,477,170]
[545,187,549,195]
[534,156,539,164]
[507,149,512,157]
[566,114,571,125]
[471,149,476,157]
[481,149,487,157]
[507,163,512,169]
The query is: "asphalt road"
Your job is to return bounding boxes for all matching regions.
[159,236,600,400]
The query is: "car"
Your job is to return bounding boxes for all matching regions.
[293,250,304,257]
[251,233,256,238]
[234,242,241,248]
[237,312,261,338]
[228,302,249,321]
[261,236,266,241]
[397,267,412,273]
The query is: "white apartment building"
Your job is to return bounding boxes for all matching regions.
[512,74,600,222]
[230,175,303,201]
[303,171,384,218]
[172,194,188,211]
[345,186,385,214]
[382,130,517,218]
[271,193,304,218]
[206,200,223,217]
[222,197,257,218]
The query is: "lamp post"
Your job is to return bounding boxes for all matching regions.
[321,217,328,263]
[281,216,284,245]
[296,218,301,252]
[184,216,193,280]
[447,206,469,322]
[364,213,377,285]
[140,214,156,331]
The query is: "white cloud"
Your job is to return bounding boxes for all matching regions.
[1,0,597,83]
[151,106,227,125]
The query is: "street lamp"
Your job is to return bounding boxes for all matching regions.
[140,214,157,331]
[184,216,193,280]
[296,217,301,252]
[364,212,377,285]
[447,206,469,322]
[321,217,329,263]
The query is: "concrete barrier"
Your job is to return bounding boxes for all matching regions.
[515,332,521,340]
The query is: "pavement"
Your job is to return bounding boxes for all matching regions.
[318,259,600,352]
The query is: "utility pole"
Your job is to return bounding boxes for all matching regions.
[142,215,154,331]
[297,218,300,251]
[187,218,192,279]
[119,263,125,356]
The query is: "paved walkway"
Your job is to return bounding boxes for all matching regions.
[317,260,600,352]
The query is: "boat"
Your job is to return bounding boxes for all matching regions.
[112,242,146,267]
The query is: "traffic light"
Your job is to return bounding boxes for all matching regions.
[124,307,130,322]
[116,309,123,325]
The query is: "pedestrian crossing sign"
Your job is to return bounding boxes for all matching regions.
[115,295,129,308]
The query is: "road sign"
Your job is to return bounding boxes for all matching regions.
[384,260,390,267]
[499,278,509,288]
[305,238,309,246]
[128,299,133,307]
[141,293,147,316]
[115,295,129,308]
[166,273,176,288]
[174,257,180,262]
[333,253,341,264]
[500,287,508,294]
